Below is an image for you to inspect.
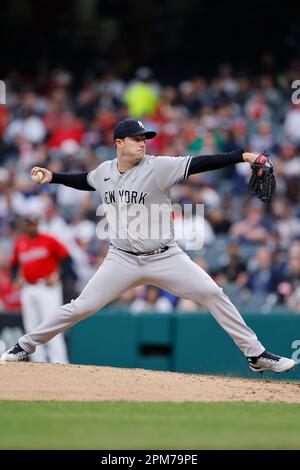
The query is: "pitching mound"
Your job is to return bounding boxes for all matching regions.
[0,362,299,402]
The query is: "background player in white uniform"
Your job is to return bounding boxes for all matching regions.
[1,119,295,373]
[12,214,70,363]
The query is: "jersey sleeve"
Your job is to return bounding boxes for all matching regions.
[87,163,104,190]
[51,236,70,260]
[152,156,192,192]
[11,242,19,266]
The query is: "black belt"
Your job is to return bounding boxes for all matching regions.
[111,244,169,256]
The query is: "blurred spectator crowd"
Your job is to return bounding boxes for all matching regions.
[1,59,300,314]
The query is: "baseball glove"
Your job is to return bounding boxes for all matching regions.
[248,152,276,203]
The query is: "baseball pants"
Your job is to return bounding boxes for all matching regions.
[19,244,265,358]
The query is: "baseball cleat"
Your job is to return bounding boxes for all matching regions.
[247,350,296,373]
[0,343,29,362]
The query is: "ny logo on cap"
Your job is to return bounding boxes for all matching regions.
[137,120,144,129]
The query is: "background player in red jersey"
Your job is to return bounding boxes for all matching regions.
[11,213,72,363]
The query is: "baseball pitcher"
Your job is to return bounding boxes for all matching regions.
[1,119,295,373]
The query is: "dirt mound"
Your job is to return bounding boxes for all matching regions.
[0,362,299,402]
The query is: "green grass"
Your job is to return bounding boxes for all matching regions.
[0,401,300,449]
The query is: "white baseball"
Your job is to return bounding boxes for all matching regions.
[32,170,44,184]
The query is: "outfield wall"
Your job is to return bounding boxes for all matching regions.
[69,310,300,381]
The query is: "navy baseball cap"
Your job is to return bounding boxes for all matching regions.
[113,119,157,141]
[22,209,41,224]
[23,215,39,224]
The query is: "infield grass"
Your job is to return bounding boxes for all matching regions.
[0,401,300,449]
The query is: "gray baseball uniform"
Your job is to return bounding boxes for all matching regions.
[19,155,265,358]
